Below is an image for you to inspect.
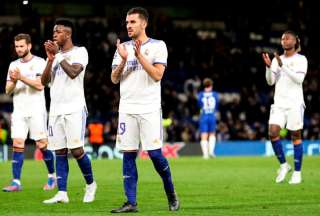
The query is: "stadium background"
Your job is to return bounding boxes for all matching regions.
[0,0,320,157]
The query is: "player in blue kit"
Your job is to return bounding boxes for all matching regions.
[197,78,219,159]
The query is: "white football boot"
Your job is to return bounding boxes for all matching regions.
[43,191,69,204]
[276,163,291,183]
[83,181,97,203]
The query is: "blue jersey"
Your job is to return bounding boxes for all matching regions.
[197,91,219,133]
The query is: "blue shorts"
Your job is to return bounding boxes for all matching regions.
[199,114,216,133]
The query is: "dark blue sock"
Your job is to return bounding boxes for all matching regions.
[12,151,24,180]
[76,153,94,185]
[56,154,69,191]
[123,152,138,205]
[148,149,175,195]
[271,139,286,164]
[293,143,303,171]
[40,148,55,174]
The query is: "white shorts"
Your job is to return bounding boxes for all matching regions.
[11,112,47,141]
[48,109,87,151]
[268,104,305,131]
[116,109,163,151]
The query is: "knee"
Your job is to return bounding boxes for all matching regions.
[148,149,163,160]
[56,148,68,156]
[291,131,302,144]
[71,147,85,159]
[13,139,25,149]
[36,139,48,150]
[268,130,280,140]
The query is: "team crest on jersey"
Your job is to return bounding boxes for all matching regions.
[29,65,34,71]
[144,49,149,56]
[290,62,294,67]
[152,139,161,145]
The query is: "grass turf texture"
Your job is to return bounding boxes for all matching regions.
[0,156,320,215]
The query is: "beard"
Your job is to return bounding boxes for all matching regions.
[18,49,29,58]
[283,45,295,51]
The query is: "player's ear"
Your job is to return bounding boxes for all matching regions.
[142,20,147,28]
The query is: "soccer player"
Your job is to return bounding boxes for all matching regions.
[197,78,219,159]
[41,19,97,204]
[262,30,308,184]
[3,33,56,192]
[110,7,180,213]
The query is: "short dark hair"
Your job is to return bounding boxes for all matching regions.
[203,78,213,88]
[283,30,301,51]
[127,7,149,22]
[55,18,74,32]
[14,33,31,44]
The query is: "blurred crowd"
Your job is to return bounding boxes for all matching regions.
[1,3,320,144]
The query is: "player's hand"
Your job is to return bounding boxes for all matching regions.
[134,40,142,58]
[44,41,56,61]
[10,68,21,81]
[274,52,283,67]
[116,39,128,60]
[262,53,271,68]
[9,70,17,82]
[44,40,59,54]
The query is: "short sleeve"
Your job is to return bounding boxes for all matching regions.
[154,41,168,67]
[7,62,16,81]
[111,50,121,70]
[72,47,88,67]
[36,58,47,76]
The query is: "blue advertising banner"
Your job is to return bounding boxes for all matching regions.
[1,140,320,161]
[216,140,320,156]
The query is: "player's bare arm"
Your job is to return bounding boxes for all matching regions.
[59,62,83,79]
[45,40,83,79]
[41,41,55,86]
[111,39,128,84]
[5,71,17,94]
[262,53,271,67]
[12,68,44,91]
[134,40,165,81]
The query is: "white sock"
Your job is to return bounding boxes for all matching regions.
[208,136,216,156]
[280,162,288,168]
[200,140,209,159]
[58,191,67,195]
[13,179,21,185]
[48,173,55,178]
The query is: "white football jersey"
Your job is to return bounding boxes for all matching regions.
[7,55,46,116]
[112,38,168,114]
[266,53,308,108]
[49,46,88,116]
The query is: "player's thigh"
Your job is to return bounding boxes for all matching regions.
[116,113,140,151]
[48,115,67,150]
[207,116,216,133]
[65,110,87,149]
[29,113,47,141]
[268,105,286,128]
[11,113,28,140]
[140,110,163,151]
[286,105,305,131]
[199,116,209,133]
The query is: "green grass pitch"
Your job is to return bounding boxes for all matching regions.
[0,156,320,215]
